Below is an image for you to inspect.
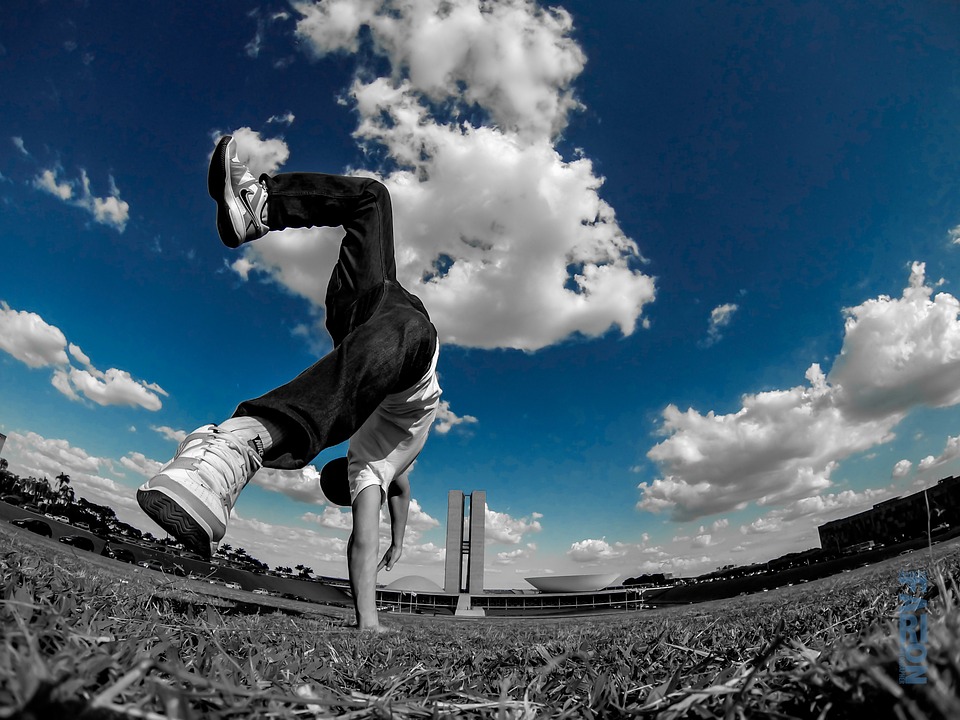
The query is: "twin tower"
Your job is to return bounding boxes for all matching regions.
[444,490,485,595]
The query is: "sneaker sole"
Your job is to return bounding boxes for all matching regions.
[137,487,215,560]
[208,136,242,248]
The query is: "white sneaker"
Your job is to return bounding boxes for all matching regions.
[136,424,262,558]
[208,135,269,248]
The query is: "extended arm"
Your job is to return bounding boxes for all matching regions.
[348,485,383,629]
[379,472,410,571]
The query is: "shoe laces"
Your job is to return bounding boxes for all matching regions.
[172,427,262,509]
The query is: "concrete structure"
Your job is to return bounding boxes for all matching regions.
[818,475,960,552]
[525,573,620,593]
[442,490,486,615]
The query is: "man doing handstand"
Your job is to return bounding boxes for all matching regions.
[137,136,441,631]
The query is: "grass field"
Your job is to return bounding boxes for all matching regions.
[2,523,959,719]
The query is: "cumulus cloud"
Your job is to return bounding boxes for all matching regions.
[493,543,537,565]
[739,517,782,535]
[236,0,655,352]
[692,532,713,548]
[0,301,70,367]
[214,127,290,177]
[949,224,960,245]
[56,367,167,411]
[12,136,28,156]
[892,458,913,479]
[119,452,162,478]
[916,434,960,474]
[829,262,960,418]
[567,537,627,563]
[640,262,960,522]
[252,465,324,504]
[0,302,165,411]
[704,303,738,346]
[33,168,130,231]
[484,506,542,545]
[3,431,147,531]
[294,0,584,140]
[152,425,187,443]
[303,506,352,531]
[432,400,478,435]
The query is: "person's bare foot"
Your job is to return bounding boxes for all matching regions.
[350,622,394,634]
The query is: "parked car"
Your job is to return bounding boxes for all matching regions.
[138,560,165,572]
[1,494,24,505]
[224,582,241,590]
[11,518,53,537]
[59,535,95,552]
[102,546,137,564]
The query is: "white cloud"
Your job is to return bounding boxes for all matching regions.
[432,400,478,435]
[216,127,290,177]
[0,302,164,411]
[238,0,655,352]
[640,263,960,522]
[62,367,166,411]
[406,498,441,536]
[484,506,542,545]
[3,431,147,532]
[267,111,296,126]
[12,136,28,156]
[739,517,782,535]
[916,434,960,474]
[294,0,584,140]
[0,301,70,367]
[692,533,713,548]
[119,452,162,478]
[252,465,324,504]
[303,506,352,531]
[34,168,72,200]
[829,262,960,418]
[152,425,187,443]
[33,168,130,231]
[567,537,627,563]
[948,224,960,245]
[704,302,738,346]
[892,458,913,479]
[711,518,729,531]
[493,543,537,565]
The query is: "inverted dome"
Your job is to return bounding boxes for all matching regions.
[525,573,620,593]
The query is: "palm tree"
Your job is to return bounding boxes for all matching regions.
[55,473,74,507]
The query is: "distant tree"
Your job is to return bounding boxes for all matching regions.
[55,473,75,506]
[298,566,313,579]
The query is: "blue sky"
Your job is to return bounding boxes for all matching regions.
[2,0,960,588]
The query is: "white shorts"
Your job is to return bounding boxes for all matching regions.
[347,343,441,504]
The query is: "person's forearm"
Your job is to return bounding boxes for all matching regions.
[348,532,379,627]
[388,491,409,548]
[349,486,382,628]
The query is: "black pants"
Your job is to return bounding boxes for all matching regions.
[233,173,438,470]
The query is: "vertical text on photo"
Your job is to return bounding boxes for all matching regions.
[898,569,928,685]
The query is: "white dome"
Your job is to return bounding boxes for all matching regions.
[383,575,444,592]
[524,573,620,593]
